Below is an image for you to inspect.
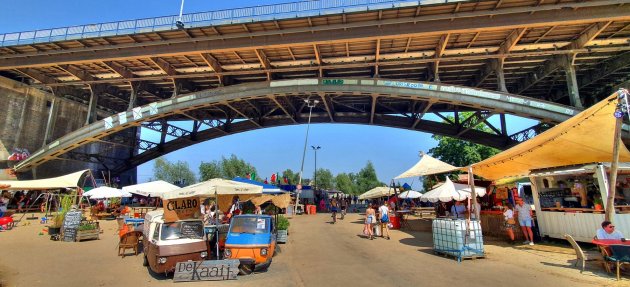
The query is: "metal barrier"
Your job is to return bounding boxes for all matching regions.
[0,0,465,47]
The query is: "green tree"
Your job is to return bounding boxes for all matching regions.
[335,173,356,194]
[198,154,257,181]
[425,112,501,190]
[313,168,334,190]
[281,169,300,185]
[356,161,383,194]
[153,157,197,186]
[199,160,222,181]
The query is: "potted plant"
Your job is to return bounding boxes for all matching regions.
[276,215,290,243]
[594,198,603,211]
[76,221,100,241]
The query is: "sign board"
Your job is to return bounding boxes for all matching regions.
[173,259,239,282]
[163,196,201,222]
[296,184,302,190]
[62,211,82,242]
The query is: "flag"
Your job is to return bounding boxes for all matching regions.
[251,172,256,181]
[246,173,251,180]
[283,177,288,184]
[264,178,268,184]
[271,173,277,183]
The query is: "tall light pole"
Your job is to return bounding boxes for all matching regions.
[296,99,319,213]
[175,0,185,29]
[311,146,321,190]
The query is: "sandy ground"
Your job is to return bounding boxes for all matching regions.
[0,212,628,287]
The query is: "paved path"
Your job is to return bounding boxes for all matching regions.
[0,213,624,286]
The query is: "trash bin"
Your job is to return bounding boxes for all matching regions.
[389,215,401,229]
[309,205,316,215]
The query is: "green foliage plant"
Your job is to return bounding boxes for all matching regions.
[276,215,290,230]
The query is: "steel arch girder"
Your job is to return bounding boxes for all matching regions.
[15,78,580,173]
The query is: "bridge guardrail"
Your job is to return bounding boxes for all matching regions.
[0,0,466,47]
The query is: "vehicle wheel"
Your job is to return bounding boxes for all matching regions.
[238,264,254,275]
[143,255,148,266]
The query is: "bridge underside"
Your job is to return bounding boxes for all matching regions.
[14,79,578,174]
[0,0,629,176]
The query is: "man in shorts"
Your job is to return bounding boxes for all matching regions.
[515,199,535,245]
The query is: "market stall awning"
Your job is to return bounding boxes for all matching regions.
[0,169,89,190]
[84,186,132,199]
[399,190,423,199]
[472,92,630,180]
[122,180,180,197]
[420,177,486,203]
[232,177,284,194]
[358,186,394,200]
[394,152,458,179]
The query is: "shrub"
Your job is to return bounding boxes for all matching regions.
[276,215,290,230]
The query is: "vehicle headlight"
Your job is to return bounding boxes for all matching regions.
[200,251,208,258]
[224,249,232,258]
[260,248,268,256]
[158,257,167,264]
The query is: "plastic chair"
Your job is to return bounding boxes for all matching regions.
[118,231,142,258]
[564,234,603,273]
[606,245,630,280]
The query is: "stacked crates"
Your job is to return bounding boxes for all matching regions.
[432,218,484,262]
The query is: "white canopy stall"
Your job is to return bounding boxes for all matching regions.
[122,180,180,198]
[162,178,263,211]
[358,186,394,200]
[84,186,132,199]
[420,177,486,203]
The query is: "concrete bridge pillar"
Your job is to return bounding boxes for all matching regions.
[42,97,59,147]
[85,84,101,125]
[494,58,508,93]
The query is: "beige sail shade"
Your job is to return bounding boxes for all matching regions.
[394,153,458,179]
[358,186,394,200]
[0,169,89,190]
[472,92,630,180]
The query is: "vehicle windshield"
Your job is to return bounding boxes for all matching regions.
[160,221,204,241]
[230,217,269,234]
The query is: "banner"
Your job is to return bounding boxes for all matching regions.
[163,196,201,222]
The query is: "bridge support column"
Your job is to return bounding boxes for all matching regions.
[494,58,508,93]
[559,54,583,108]
[128,81,143,110]
[85,84,102,125]
[42,98,59,147]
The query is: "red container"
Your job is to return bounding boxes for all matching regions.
[389,215,400,229]
[0,217,13,226]
[309,205,316,215]
[305,205,311,214]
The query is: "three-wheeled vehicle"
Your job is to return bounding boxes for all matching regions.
[143,210,208,274]
[224,214,276,275]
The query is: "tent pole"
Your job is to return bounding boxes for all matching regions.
[468,166,478,221]
[215,189,219,260]
[606,89,627,222]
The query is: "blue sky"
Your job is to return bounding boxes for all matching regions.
[0,0,537,190]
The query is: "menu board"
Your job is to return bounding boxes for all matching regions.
[62,211,82,242]
[180,222,203,239]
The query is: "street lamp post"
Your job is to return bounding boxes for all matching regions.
[296,99,319,214]
[311,146,321,190]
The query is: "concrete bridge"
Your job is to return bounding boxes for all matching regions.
[0,0,629,181]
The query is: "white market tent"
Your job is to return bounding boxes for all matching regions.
[394,152,458,179]
[162,178,263,210]
[0,169,90,190]
[358,186,394,200]
[122,180,180,197]
[421,177,486,203]
[84,186,131,199]
[398,190,423,199]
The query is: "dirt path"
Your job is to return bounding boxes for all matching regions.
[0,213,626,286]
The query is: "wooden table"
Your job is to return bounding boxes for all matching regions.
[412,207,436,218]
[592,239,630,246]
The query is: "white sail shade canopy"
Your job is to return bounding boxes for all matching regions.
[162,178,263,200]
[394,153,458,179]
[84,186,131,199]
[398,190,423,199]
[122,180,180,198]
[420,177,486,203]
[358,186,394,200]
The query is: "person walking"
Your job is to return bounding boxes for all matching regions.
[330,197,339,224]
[378,201,391,240]
[503,203,517,245]
[365,204,376,240]
[340,197,348,220]
[515,199,535,245]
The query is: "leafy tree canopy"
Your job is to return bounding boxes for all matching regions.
[313,168,334,190]
[199,154,257,181]
[153,157,197,186]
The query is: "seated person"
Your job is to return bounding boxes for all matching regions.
[596,220,624,239]
[450,201,466,219]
